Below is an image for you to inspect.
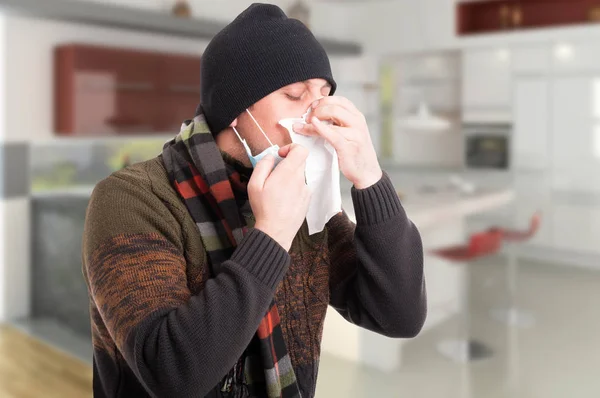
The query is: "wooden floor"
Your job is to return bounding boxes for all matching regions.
[0,325,92,398]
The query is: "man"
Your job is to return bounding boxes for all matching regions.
[82,3,426,398]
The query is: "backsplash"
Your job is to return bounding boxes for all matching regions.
[30,137,170,193]
[384,51,463,167]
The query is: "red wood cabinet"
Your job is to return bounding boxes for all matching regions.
[157,54,202,132]
[457,0,600,36]
[54,44,201,136]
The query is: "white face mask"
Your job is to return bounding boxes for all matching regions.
[279,108,342,235]
[233,109,284,169]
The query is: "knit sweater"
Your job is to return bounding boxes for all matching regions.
[82,155,426,398]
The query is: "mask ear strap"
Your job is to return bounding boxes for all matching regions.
[246,109,274,147]
[232,126,243,142]
[232,126,253,156]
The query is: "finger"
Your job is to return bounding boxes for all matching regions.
[248,154,275,191]
[278,144,294,158]
[293,123,319,137]
[285,144,309,167]
[277,143,305,160]
[311,116,345,150]
[303,185,313,203]
[311,96,361,115]
[295,123,352,140]
[331,126,357,141]
[274,144,309,174]
[311,104,361,128]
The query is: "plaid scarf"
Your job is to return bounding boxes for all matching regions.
[162,114,301,398]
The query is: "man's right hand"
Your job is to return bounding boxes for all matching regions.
[249,144,311,252]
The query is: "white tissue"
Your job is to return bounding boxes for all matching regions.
[279,109,342,235]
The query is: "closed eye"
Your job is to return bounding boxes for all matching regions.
[285,93,303,101]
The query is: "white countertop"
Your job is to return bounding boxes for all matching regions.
[31,185,97,199]
[342,188,515,230]
[31,183,516,231]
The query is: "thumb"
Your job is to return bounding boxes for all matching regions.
[278,144,294,158]
[249,155,275,190]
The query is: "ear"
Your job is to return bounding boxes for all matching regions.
[229,118,238,128]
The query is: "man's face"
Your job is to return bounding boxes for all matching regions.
[224,78,332,166]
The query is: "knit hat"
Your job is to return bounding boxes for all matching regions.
[199,3,337,135]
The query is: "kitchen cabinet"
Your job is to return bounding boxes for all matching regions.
[552,41,600,74]
[512,45,551,74]
[157,54,202,132]
[55,44,201,136]
[32,195,91,337]
[460,37,600,264]
[551,76,600,194]
[457,0,595,36]
[551,203,600,256]
[462,48,512,122]
[512,173,553,248]
[512,77,550,171]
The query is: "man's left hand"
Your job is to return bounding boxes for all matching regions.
[293,96,383,189]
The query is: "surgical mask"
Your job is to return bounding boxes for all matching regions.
[279,108,342,235]
[233,109,284,168]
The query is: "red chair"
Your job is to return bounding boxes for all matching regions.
[490,212,542,328]
[430,229,504,363]
[432,230,504,261]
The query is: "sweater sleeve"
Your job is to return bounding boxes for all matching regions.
[327,172,427,338]
[82,173,290,398]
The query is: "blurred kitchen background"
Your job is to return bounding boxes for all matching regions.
[1,0,600,397]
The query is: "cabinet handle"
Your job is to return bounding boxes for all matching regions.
[169,85,201,94]
[80,82,154,91]
[116,83,154,91]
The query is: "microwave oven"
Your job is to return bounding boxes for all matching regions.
[464,124,511,170]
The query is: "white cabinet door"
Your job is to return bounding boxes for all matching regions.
[512,45,551,74]
[551,76,600,194]
[513,77,550,171]
[552,41,600,73]
[551,203,600,255]
[512,173,553,249]
[462,48,512,122]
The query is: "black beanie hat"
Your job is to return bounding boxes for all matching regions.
[199,3,337,135]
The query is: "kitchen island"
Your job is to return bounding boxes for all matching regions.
[320,187,515,372]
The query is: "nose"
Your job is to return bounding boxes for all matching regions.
[305,91,325,118]
[310,92,325,102]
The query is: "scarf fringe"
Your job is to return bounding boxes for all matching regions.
[220,355,248,397]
